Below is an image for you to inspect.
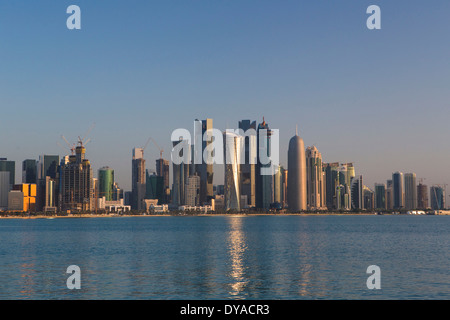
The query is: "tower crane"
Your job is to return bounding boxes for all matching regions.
[149,137,164,159]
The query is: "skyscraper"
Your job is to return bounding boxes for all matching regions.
[131,148,146,210]
[386,179,394,210]
[146,170,164,204]
[238,120,256,207]
[273,165,282,204]
[417,183,428,209]
[0,172,10,209]
[287,130,307,212]
[0,158,15,188]
[374,183,386,209]
[306,146,324,210]
[37,155,59,180]
[60,143,94,212]
[224,131,243,211]
[404,173,417,210]
[363,186,375,210]
[156,158,170,203]
[185,175,200,206]
[195,118,214,205]
[256,118,274,210]
[430,186,445,210]
[22,159,37,184]
[172,138,190,206]
[351,175,363,210]
[98,167,115,201]
[392,172,404,209]
[323,162,340,209]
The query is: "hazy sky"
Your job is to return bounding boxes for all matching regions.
[0,0,449,191]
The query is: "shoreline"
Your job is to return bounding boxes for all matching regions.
[0,212,433,219]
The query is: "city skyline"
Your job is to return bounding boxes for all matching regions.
[0,118,449,195]
[1,1,449,192]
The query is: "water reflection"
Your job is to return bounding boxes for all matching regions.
[226,217,248,298]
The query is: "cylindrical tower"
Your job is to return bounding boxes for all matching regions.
[287,132,307,211]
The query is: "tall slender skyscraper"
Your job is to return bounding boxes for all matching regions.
[256,118,274,210]
[351,175,363,210]
[404,173,417,210]
[374,183,386,209]
[306,146,324,210]
[224,131,243,211]
[323,162,340,209]
[238,120,256,207]
[132,148,146,210]
[287,130,307,212]
[195,119,214,205]
[156,158,170,203]
[172,138,190,206]
[386,179,394,210]
[392,172,404,209]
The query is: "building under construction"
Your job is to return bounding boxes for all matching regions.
[60,143,94,212]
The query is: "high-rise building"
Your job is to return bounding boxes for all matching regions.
[287,130,307,212]
[323,162,340,209]
[185,175,200,206]
[404,173,417,210]
[306,146,325,210]
[14,183,37,212]
[281,167,288,208]
[132,148,146,210]
[172,138,190,206]
[195,119,214,205]
[417,183,429,209]
[146,170,164,204]
[273,165,282,204]
[37,155,59,180]
[351,175,363,210]
[363,186,375,210]
[374,183,386,209]
[98,167,115,201]
[37,176,57,212]
[60,144,94,212]
[156,158,170,203]
[386,179,394,210]
[36,155,60,212]
[22,159,37,184]
[0,158,15,188]
[0,171,10,209]
[430,186,446,210]
[224,131,243,211]
[256,118,275,210]
[392,172,404,209]
[238,120,256,207]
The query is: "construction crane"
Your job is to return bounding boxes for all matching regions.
[60,135,76,155]
[148,137,164,159]
[78,123,95,147]
[60,123,95,155]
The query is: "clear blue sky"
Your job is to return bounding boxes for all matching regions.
[0,0,449,191]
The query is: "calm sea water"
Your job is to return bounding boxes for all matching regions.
[0,215,448,300]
